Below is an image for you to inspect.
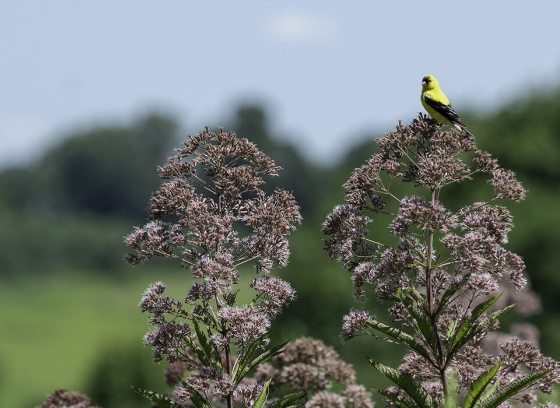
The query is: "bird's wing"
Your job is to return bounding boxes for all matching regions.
[423,94,464,126]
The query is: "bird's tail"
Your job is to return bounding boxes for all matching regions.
[463,127,475,138]
[453,122,475,138]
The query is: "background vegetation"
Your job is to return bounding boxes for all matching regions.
[1,86,560,407]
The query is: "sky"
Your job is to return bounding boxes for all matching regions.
[1,1,560,167]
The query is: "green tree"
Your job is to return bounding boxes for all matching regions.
[36,113,178,218]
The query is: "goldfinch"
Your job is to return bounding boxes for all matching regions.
[421,74,470,134]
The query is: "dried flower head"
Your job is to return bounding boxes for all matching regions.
[125,128,301,273]
[305,391,345,408]
[498,338,560,394]
[258,337,357,391]
[389,196,457,237]
[182,367,234,397]
[343,384,375,408]
[38,389,99,408]
[218,305,271,346]
[491,167,526,201]
[342,310,375,340]
[252,276,296,316]
[232,378,263,406]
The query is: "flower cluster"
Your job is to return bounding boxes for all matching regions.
[251,275,296,317]
[125,128,301,271]
[323,116,529,304]
[124,128,302,406]
[255,337,373,408]
[498,339,559,394]
[302,385,380,408]
[217,305,270,346]
[175,366,234,401]
[442,202,526,290]
[398,335,560,407]
[323,115,557,406]
[39,389,99,408]
[232,379,264,407]
[341,309,375,340]
[341,117,475,211]
[389,196,457,237]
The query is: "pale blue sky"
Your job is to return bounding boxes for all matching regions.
[1,1,560,166]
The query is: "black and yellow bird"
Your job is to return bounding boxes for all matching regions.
[421,74,472,135]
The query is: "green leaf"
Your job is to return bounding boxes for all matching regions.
[397,289,440,360]
[451,305,513,362]
[488,305,514,321]
[471,294,502,319]
[252,379,271,408]
[406,287,425,303]
[234,340,288,385]
[184,336,210,366]
[476,369,550,408]
[366,319,435,366]
[370,360,433,408]
[232,337,262,381]
[435,284,461,315]
[242,341,287,379]
[377,388,416,408]
[463,363,501,408]
[445,319,457,341]
[131,387,182,408]
[268,390,307,408]
[444,366,459,408]
[193,320,219,364]
[448,294,502,356]
[189,390,213,408]
[480,378,500,402]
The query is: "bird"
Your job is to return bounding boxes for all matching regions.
[421,74,471,135]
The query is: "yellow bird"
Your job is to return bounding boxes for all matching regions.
[421,74,470,134]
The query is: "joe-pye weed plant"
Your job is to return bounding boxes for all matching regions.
[323,115,560,407]
[121,128,373,408]
[124,128,303,407]
[39,117,558,408]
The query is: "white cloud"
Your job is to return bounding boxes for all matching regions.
[268,12,336,43]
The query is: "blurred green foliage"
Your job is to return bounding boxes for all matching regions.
[86,342,165,408]
[1,87,560,407]
[0,271,171,407]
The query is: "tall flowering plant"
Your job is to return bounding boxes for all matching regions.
[323,115,559,408]
[124,128,303,407]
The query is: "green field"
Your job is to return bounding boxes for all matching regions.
[0,270,189,407]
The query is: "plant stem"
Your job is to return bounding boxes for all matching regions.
[441,368,448,398]
[426,188,436,316]
[225,341,233,408]
[427,188,445,367]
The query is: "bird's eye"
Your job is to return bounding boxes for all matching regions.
[422,76,430,83]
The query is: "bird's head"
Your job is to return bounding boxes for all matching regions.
[421,74,439,91]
